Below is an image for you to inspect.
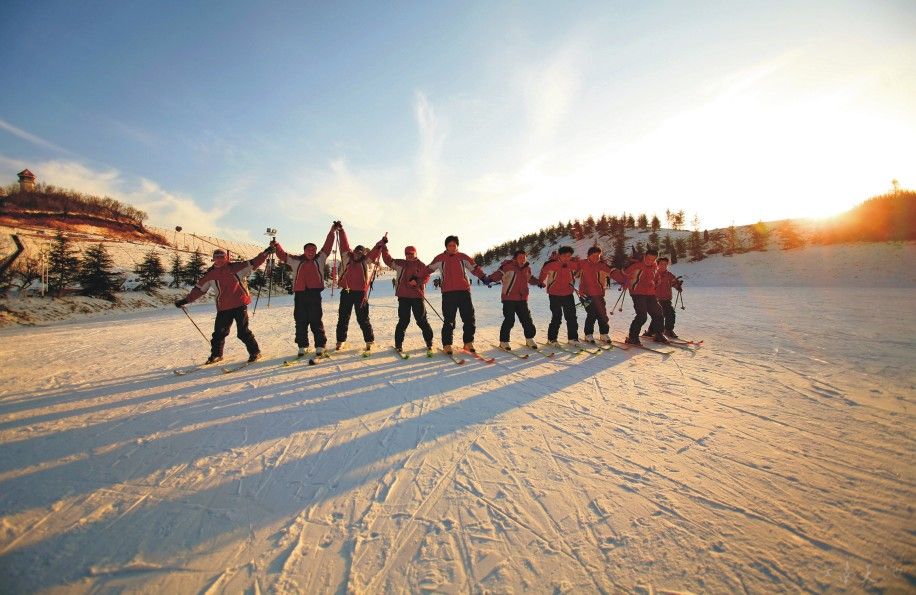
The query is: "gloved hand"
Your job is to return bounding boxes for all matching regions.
[175,298,189,308]
[538,282,546,289]
[408,275,418,288]
[333,220,342,230]
[379,235,388,244]
[265,245,275,255]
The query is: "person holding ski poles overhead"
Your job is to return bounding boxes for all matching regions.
[623,247,668,345]
[334,223,384,352]
[424,235,489,354]
[272,221,338,357]
[578,246,628,345]
[537,246,582,347]
[485,249,541,350]
[381,243,435,355]
[175,245,273,364]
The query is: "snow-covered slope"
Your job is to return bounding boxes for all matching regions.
[0,280,913,592]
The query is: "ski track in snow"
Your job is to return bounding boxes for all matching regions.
[0,286,913,593]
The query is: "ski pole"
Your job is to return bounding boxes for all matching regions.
[181,306,210,346]
[423,296,453,327]
[362,232,388,306]
[678,289,686,310]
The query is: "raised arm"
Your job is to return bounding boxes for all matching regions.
[319,223,338,257]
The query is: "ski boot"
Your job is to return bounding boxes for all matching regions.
[624,335,642,346]
[583,334,596,344]
[653,332,670,344]
[443,345,453,354]
[297,346,308,357]
[463,342,476,353]
[247,352,262,363]
[499,341,512,350]
[525,338,538,349]
[335,341,346,351]
[664,330,679,339]
[205,355,223,364]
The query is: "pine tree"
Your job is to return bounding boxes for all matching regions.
[168,253,184,287]
[637,213,648,230]
[777,220,804,249]
[749,221,770,251]
[688,230,706,261]
[182,250,207,285]
[47,231,80,297]
[663,234,677,263]
[612,231,627,267]
[724,225,745,256]
[674,237,688,259]
[626,215,636,229]
[78,243,123,300]
[650,215,661,233]
[135,250,165,292]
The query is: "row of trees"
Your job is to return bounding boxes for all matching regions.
[0,183,148,226]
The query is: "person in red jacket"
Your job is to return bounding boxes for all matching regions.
[486,249,541,350]
[537,246,582,346]
[273,222,338,356]
[424,235,488,354]
[175,246,272,363]
[623,248,668,345]
[578,246,628,344]
[654,257,683,338]
[334,224,384,351]
[381,243,435,353]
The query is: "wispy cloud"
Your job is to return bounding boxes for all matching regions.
[415,91,446,201]
[0,117,73,155]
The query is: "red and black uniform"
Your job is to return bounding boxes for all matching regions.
[655,269,683,334]
[425,251,487,346]
[182,250,270,359]
[488,258,540,343]
[335,228,382,344]
[275,226,336,349]
[382,247,434,348]
[538,257,582,342]
[578,259,627,337]
[623,259,664,339]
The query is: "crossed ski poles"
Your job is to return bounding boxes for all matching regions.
[253,227,277,315]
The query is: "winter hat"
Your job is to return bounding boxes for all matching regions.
[405,246,417,255]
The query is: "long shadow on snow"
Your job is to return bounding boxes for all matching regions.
[0,350,622,591]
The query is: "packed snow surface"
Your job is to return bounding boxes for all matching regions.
[0,281,913,593]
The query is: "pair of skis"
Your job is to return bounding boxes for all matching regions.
[174,357,259,375]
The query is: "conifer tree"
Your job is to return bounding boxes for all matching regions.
[135,250,165,292]
[78,243,123,300]
[182,250,207,285]
[168,253,184,288]
[47,231,80,297]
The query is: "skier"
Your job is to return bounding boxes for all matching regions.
[623,248,668,345]
[578,246,628,345]
[654,256,683,338]
[334,223,384,352]
[424,235,489,354]
[273,222,339,357]
[381,243,435,354]
[175,246,272,364]
[537,246,582,347]
[485,249,541,350]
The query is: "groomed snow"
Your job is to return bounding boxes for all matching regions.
[1,274,914,593]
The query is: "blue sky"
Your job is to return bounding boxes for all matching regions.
[2,0,914,256]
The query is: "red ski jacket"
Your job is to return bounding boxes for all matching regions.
[336,228,382,291]
[655,270,682,300]
[488,259,539,301]
[184,251,270,311]
[425,251,486,293]
[624,260,658,296]
[275,229,336,291]
[382,247,431,299]
[538,258,581,296]
[578,259,627,297]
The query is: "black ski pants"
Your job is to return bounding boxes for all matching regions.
[659,298,676,333]
[395,297,434,348]
[294,289,327,348]
[628,293,664,338]
[547,294,578,342]
[583,294,610,336]
[212,305,259,357]
[336,289,374,343]
[500,300,536,342]
[441,290,475,346]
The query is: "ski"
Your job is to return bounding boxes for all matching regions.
[578,344,603,355]
[668,337,703,347]
[522,344,556,358]
[462,349,496,364]
[360,349,372,358]
[648,338,697,352]
[614,339,673,356]
[608,341,631,350]
[592,340,615,351]
[393,347,410,360]
[174,361,219,376]
[222,359,261,374]
[308,352,331,366]
[549,342,584,355]
[281,351,312,367]
[442,349,466,365]
[493,345,529,359]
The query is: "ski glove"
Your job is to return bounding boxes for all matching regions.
[175,298,189,308]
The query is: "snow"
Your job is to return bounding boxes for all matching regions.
[1,254,914,593]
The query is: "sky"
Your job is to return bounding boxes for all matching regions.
[2,0,915,257]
